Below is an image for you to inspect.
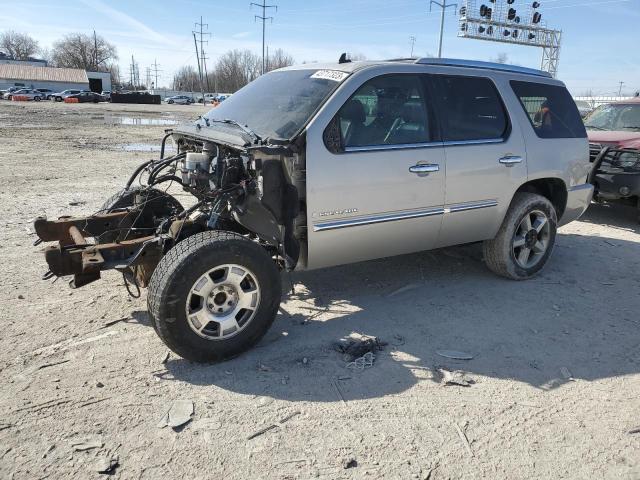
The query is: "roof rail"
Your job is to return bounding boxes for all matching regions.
[414,58,552,78]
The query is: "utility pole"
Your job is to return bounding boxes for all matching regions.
[429,0,457,58]
[145,67,151,90]
[193,16,212,94]
[618,81,625,96]
[151,59,162,90]
[193,33,205,102]
[250,0,277,75]
[409,36,417,58]
[93,30,99,70]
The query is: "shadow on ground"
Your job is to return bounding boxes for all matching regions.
[155,208,640,402]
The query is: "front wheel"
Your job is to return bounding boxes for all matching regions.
[168,100,174,104]
[34,96,41,102]
[483,192,557,280]
[148,231,282,362]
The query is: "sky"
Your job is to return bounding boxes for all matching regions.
[1,0,638,95]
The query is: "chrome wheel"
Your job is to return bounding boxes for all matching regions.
[186,264,261,340]
[512,209,551,269]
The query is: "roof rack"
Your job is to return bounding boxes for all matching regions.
[414,58,552,78]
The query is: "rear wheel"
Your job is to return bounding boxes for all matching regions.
[483,192,557,280]
[148,231,282,363]
[34,96,41,102]
[168,99,174,104]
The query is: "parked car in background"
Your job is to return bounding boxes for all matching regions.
[586,98,640,222]
[574,99,593,118]
[101,91,111,101]
[0,86,23,99]
[166,95,193,105]
[65,91,107,103]
[36,88,55,100]
[197,93,218,103]
[5,88,45,101]
[51,89,82,102]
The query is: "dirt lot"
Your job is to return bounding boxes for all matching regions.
[0,100,639,480]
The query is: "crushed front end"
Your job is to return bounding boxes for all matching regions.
[34,124,308,290]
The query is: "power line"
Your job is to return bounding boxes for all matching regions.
[429,0,457,58]
[151,59,162,90]
[250,0,278,74]
[193,16,212,93]
[409,36,417,57]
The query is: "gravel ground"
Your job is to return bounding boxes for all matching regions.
[1,100,639,480]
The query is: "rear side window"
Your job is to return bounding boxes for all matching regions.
[511,81,586,139]
[431,75,508,142]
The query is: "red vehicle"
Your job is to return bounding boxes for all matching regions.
[586,97,640,222]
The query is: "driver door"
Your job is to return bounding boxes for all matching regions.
[304,73,446,269]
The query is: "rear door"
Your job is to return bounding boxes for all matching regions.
[430,73,528,247]
[305,72,446,269]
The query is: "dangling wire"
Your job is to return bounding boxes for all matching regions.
[123,270,141,299]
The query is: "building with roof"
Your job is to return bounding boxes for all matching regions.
[0,52,47,67]
[0,64,111,93]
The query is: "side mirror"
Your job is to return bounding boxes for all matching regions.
[323,116,343,154]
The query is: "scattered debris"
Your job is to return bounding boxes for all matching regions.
[333,334,387,361]
[388,283,419,297]
[247,424,278,440]
[391,334,405,346]
[628,427,640,435]
[560,367,573,380]
[42,444,55,459]
[17,294,25,300]
[332,379,347,404]
[13,398,71,414]
[96,382,104,388]
[302,357,309,364]
[342,457,358,469]
[257,362,271,372]
[281,375,289,385]
[439,368,473,387]
[279,410,301,424]
[33,359,70,371]
[69,200,87,206]
[71,437,103,451]
[436,350,474,360]
[552,304,561,311]
[0,424,13,432]
[95,454,119,474]
[161,351,171,364]
[454,423,474,457]
[157,400,194,429]
[101,317,131,328]
[346,352,376,370]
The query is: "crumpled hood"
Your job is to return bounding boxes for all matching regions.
[588,130,640,149]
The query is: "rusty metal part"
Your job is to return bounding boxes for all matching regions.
[34,212,133,244]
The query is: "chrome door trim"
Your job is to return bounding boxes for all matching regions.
[313,207,445,232]
[498,155,524,166]
[312,200,498,232]
[442,138,505,147]
[444,199,498,214]
[344,141,443,153]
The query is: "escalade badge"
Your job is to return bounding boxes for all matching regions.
[314,208,358,218]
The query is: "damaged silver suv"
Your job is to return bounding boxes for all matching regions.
[34,58,593,362]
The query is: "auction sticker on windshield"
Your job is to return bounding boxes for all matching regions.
[310,70,349,82]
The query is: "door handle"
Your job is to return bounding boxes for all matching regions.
[499,155,523,166]
[409,164,439,175]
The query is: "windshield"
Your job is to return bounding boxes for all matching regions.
[204,69,345,140]
[584,103,640,131]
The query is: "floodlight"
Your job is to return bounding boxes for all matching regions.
[532,12,542,23]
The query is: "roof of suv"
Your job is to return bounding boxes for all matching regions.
[283,57,552,78]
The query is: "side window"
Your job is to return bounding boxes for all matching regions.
[335,75,431,148]
[432,75,508,142]
[510,81,587,139]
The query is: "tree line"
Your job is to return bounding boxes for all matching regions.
[172,48,294,93]
[0,30,295,92]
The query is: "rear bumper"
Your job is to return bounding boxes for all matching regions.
[559,183,594,226]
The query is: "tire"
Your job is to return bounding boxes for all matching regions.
[148,231,282,363]
[483,192,557,280]
[55,97,62,102]
[34,96,41,102]
[98,187,184,244]
[168,100,174,104]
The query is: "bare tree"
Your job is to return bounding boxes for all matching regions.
[213,49,261,93]
[50,33,117,71]
[266,48,294,72]
[173,66,200,91]
[0,31,39,60]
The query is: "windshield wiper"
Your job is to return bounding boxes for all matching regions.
[207,118,262,142]
[585,125,606,130]
[621,126,640,131]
